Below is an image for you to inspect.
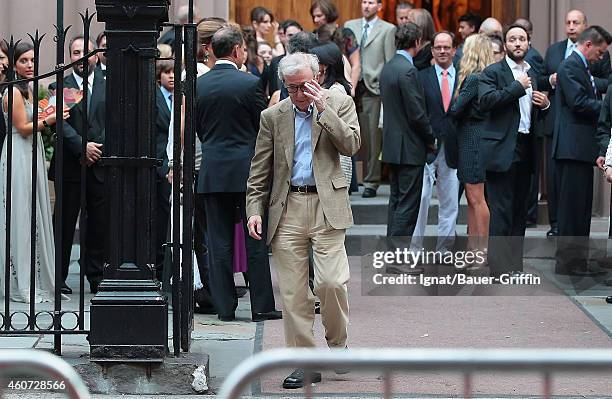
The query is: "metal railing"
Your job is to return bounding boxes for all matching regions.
[218,348,612,399]
[0,349,90,398]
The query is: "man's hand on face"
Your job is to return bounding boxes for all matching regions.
[303,80,329,113]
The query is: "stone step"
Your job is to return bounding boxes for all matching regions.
[350,186,552,225]
[345,219,612,256]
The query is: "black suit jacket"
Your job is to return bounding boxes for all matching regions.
[380,54,434,166]
[418,65,459,168]
[479,58,544,172]
[158,27,175,46]
[48,69,106,182]
[538,40,611,136]
[155,87,171,177]
[195,64,267,193]
[552,52,604,163]
[525,46,544,80]
[268,55,284,95]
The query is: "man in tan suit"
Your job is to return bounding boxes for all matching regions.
[345,0,396,198]
[246,52,360,389]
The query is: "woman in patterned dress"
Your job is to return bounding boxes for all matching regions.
[450,34,495,258]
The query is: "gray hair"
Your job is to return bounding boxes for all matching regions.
[278,52,320,82]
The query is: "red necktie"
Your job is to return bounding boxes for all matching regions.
[441,70,451,112]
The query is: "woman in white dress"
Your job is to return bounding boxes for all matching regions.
[0,42,68,303]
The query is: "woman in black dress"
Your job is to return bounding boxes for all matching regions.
[450,34,495,256]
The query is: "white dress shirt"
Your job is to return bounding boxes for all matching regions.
[505,56,533,134]
[361,16,378,38]
[72,71,95,91]
[565,39,578,59]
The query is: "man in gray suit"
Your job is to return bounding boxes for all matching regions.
[345,0,396,198]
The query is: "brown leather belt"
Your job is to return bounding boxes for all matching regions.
[290,185,317,193]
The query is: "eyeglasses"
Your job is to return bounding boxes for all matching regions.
[285,83,307,94]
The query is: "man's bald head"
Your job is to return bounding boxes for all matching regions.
[565,9,588,42]
[479,17,503,37]
[176,5,200,24]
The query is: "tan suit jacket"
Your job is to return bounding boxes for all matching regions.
[344,17,396,95]
[246,90,361,245]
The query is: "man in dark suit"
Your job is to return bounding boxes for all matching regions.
[553,26,612,275]
[513,18,546,227]
[513,18,544,78]
[539,10,612,236]
[412,31,459,252]
[49,36,107,294]
[154,60,173,282]
[196,26,279,322]
[479,25,550,276]
[380,22,434,237]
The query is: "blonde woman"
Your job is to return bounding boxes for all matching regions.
[450,34,495,259]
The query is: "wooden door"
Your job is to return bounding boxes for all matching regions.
[229,0,362,35]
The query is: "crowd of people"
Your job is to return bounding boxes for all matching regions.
[1,0,612,389]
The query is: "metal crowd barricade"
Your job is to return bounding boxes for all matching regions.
[0,349,90,398]
[218,348,612,399]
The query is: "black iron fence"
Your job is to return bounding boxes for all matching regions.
[0,0,197,357]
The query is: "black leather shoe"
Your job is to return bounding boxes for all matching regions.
[282,369,322,389]
[90,280,101,294]
[334,346,350,374]
[362,188,377,198]
[252,310,282,322]
[314,301,321,314]
[61,283,72,295]
[546,227,559,237]
[236,287,248,298]
[218,313,235,322]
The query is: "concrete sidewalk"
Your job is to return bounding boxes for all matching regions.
[2,184,612,398]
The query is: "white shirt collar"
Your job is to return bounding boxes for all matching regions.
[215,59,238,69]
[567,38,577,49]
[293,103,314,117]
[505,55,531,72]
[362,16,378,29]
[72,71,95,90]
[100,63,106,70]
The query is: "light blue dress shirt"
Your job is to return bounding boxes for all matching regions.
[434,63,456,95]
[573,48,597,94]
[291,105,316,186]
[565,39,578,59]
[573,47,589,68]
[160,85,173,111]
[396,49,413,65]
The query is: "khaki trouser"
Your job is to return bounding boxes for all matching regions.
[356,82,382,191]
[270,192,350,348]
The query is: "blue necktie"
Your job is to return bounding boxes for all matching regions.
[587,69,597,97]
